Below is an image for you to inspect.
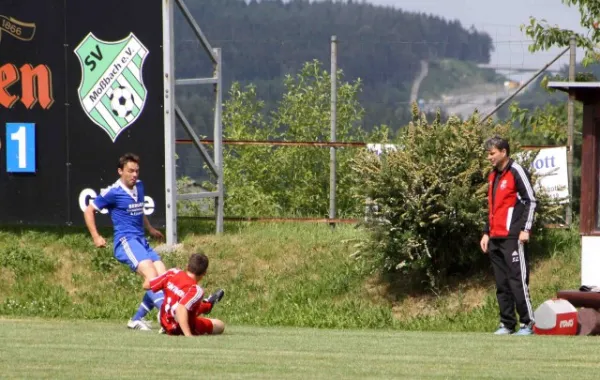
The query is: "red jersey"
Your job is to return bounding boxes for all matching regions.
[150,268,205,333]
[484,159,536,238]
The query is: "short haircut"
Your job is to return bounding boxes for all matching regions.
[118,153,140,169]
[484,136,510,156]
[187,252,209,276]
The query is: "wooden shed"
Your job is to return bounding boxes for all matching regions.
[548,81,600,286]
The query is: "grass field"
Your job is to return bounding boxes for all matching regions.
[1,319,600,379]
[0,222,583,332]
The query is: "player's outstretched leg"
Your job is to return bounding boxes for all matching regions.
[209,319,225,335]
[125,258,165,330]
[193,317,225,335]
[128,291,154,330]
[127,289,164,330]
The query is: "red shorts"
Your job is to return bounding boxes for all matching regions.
[168,317,214,336]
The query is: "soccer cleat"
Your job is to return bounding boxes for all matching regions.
[127,319,152,331]
[514,325,534,336]
[493,325,514,335]
[206,289,225,306]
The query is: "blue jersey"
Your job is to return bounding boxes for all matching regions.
[93,179,146,244]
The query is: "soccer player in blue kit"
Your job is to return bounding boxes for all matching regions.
[84,153,166,331]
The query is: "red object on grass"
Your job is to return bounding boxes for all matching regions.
[533,299,578,335]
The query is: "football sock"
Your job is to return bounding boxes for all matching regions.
[197,301,213,315]
[132,292,154,321]
[147,289,164,309]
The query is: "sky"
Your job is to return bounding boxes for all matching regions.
[366,0,587,76]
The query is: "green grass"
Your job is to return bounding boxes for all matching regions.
[1,319,600,379]
[0,221,584,332]
[391,225,583,332]
[0,222,389,327]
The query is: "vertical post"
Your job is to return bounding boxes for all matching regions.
[566,35,576,226]
[214,48,224,234]
[329,35,337,228]
[162,0,177,246]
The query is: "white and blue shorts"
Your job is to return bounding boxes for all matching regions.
[114,236,161,272]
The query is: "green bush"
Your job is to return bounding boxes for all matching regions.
[353,109,563,288]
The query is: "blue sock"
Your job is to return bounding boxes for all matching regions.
[132,292,154,321]
[147,290,164,309]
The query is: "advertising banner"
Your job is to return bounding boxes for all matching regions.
[0,0,165,227]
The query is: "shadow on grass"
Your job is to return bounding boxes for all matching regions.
[379,226,579,302]
[380,259,495,303]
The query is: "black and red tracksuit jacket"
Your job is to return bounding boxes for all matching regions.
[484,159,537,239]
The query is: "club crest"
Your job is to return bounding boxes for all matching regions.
[74,32,148,142]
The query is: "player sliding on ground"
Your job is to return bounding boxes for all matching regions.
[84,153,166,331]
[144,252,225,336]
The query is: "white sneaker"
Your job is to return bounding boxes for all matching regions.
[127,319,152,331]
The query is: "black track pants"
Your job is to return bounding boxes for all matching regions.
[488,238,534,330]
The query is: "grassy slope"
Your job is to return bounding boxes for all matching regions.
[2,319,600,379]
[0,221,582,331]
[419,59,505,100]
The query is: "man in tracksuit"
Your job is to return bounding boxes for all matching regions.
[480,136,537,336]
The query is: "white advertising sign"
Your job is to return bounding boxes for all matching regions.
[528,147,569,203]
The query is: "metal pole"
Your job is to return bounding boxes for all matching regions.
[329,36,337,228]
[566,35,576,225]
[480,46,570,124]
[175,105,218,175]
[214,48,224,234]
[175,0,217,64]
[162,0,177,246]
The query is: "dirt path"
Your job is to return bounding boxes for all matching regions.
[409,60,429,103]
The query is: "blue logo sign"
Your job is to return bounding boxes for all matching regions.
[6,122,36,173]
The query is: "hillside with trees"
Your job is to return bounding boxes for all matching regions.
[174,0,494,134]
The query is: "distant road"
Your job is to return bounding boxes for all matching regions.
[421,83,518,120]
[476,63,561,74]
[410,60,429,103]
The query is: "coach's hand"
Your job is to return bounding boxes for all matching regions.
[480,234,489,253]
[519,231,530,243]
[93,235,106,248]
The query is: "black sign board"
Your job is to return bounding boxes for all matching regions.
[0,0,166,227]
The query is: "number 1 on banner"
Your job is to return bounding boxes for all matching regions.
[6,123,36,173]
[11,127,27,168]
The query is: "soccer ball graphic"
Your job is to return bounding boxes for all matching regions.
[109,86,135,118]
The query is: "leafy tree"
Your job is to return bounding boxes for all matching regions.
[517,1,596,214]
[522,0,600,65]
[217,60,372,217]
[507,102,583,212]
